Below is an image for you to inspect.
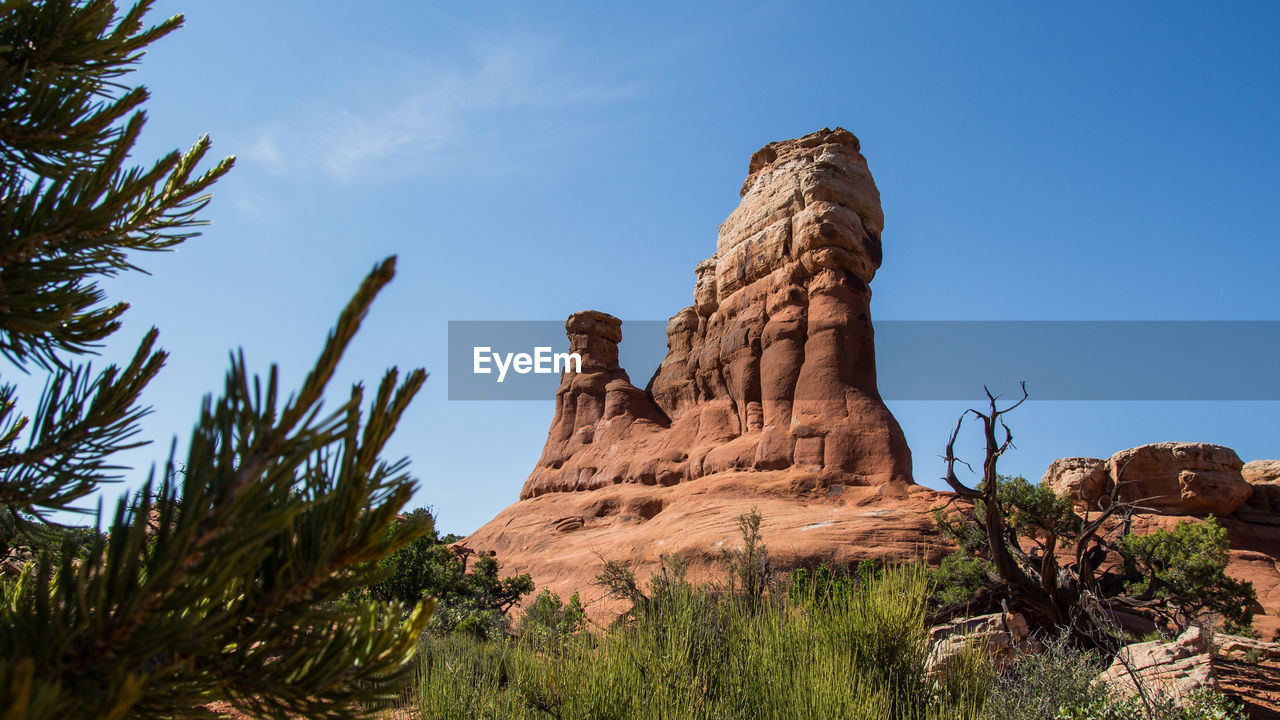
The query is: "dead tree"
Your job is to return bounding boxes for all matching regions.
[929,383,1259,659]
[933,384,1137,643]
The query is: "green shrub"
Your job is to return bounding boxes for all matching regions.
[789,563,857,605]
[351,507,534,637]
[0,508,106,568]
[1055,688,1248,720]
[720,507,769,605]
[1117,516,1257,633]
[517,589,586,646]
[980,634,1105,720]
[930,552,996,608]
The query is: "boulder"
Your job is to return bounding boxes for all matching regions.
[1212,632,1280,661]
[1096,626,1216,702]
[1106,442,1251,516]
[1043,457,1108,510]
[1244,460,1280,485]
[926,611,1032,675]
[0,547,29,576]
[1243,460,1280,518]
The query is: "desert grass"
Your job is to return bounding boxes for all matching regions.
[405,563,989,719]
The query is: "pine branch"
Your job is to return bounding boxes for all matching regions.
[0,1,233,368]
[1,5,438,717]
[1,258,432,718]
[0,328,163,515]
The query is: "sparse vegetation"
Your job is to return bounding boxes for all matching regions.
[979,633,1107,720]
[1055,689,1249,720]
[721,506,769,606]
[516,589,586,647]
[397,511,1253,719]
[414,562,986,720]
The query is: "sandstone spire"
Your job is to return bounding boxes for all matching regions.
[522,127,913,499]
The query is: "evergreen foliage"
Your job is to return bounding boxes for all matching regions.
[0,2,436,717]
[0,0,233,520]
[432,554,533,640]
[1117,516,1257,634]
[355,507,533,640]
[928,552,994,609]
[1,505,105,560]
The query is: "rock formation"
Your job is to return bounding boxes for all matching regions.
[1096,626,1216,702]
[1110,442,1253,516]
[926,611,1033,676]
[465,129,937,602]
[1243,460,1280,517]
[463,127,1280,642]
[1043,457,1108,509]
[522,127,911,500]
[1043,442,1253,517]
[1244,460,1280,486]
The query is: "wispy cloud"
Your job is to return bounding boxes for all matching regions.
[239,33,640,182]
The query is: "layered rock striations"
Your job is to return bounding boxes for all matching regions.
[464,129,937,603]
[522,127,912,500]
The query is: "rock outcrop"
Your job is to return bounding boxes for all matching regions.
[1043,457,1108,508]
[521,127,911,500]
[1244,460,1280,486]
[926,611,1032,676]
[1044,447,1280,638]
[1109,442,1252,516]
[1243,460,1280,519]
[1044,443,1253,517]
[1096,626,1216,702]
[465,129,934,602]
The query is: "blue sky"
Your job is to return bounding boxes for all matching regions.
[61,1,1280,534]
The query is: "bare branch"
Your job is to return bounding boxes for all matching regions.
[941,412,982,499]
[992,381,1030,418]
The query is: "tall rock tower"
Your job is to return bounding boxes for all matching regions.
[522,127,912,499]
[465,129,938,601]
